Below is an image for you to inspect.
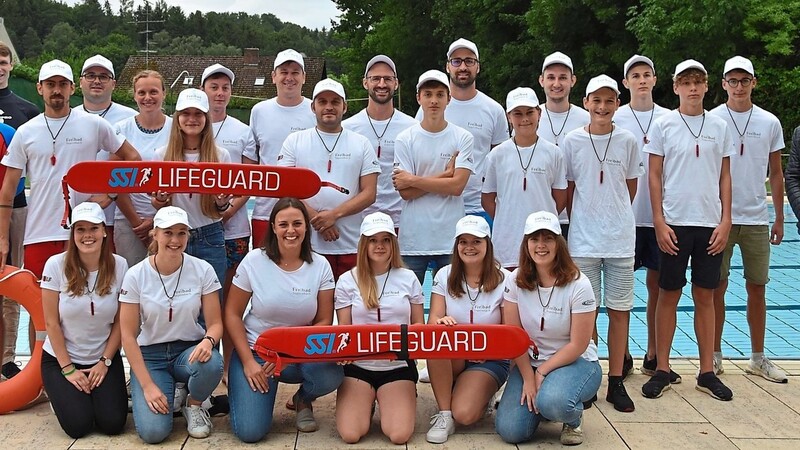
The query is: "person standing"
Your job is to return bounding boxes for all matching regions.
[343,55,417,226]
[246,49,316,247]
[277,79,379,280]
[641,60,734,401]
[709,56,787,382]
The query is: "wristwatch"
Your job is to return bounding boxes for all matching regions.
[108,193,118,200]
[99,356,112,367]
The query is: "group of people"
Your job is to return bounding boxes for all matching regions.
[0,34,795,446]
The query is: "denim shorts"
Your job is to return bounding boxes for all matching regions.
[465,359,510,388]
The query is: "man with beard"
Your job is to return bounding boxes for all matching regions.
[343,55,417,227]
[416,39,507,224]
[0,60,141,280]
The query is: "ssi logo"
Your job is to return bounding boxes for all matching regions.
[109,167,153,188]
[303,332,350,355]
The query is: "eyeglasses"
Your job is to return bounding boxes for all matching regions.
[449,58,479,67]
[725,78,752,87]
[366,75,396,84]
[83,73,113,83]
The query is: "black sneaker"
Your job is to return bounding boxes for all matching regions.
[606,377,635,412]
[582,393,597,410]
[642,370,671,398]
[623,353,634,380]
[206,394,230,416]
[696,372,733,401]
[641,354,682,384]
[2,361,21,379]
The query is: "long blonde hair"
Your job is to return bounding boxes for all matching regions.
[64,225,117,297]
[162,109,221,219]
[354,233,405,309]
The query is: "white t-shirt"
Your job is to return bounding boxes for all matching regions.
[247,98,316,220]
[233,250,335,348]
[119,254,221,346]
[615,104,670,227]
[153,147,232,229]
[417,92,508,213]
[394,123,475,255]
[343,109,418,224]
[335,267,423,371]
[503,270,598,367]
[113,115,173,219]
[564,126,643,257]
[431,265,508,325]
[2,109,126,245]
[41,253,128,365]
[644,111,735,227]
[213,116,257,239]
[76,103,138,226]
[538,104,590,224]
[709,104,785,225]
[277,128,380,254]
[483,138,567,267]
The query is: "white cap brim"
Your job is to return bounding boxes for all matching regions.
[201,64,235,86]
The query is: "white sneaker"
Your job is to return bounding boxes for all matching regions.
[746,357,788,383]
[418,367,431,383]
[173,382,188,412]
[426,412,455,444]
[182,404,212,438]
[560,422,583,445]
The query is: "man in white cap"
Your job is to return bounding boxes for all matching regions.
[482,87,566,270]
[0,59,141,281]
[246,49,315,247]
[277,78,379,280]
[563,75,642,413]
[642,59,734,401]
[393,70,474,284]
[709,56,787,383]
[614,55,677,384]
[76,54,138,254]
[538,51,590,238]
[343,55,417,228]
[416,38,507,224]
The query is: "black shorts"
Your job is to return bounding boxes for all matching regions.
[343,362,418,390]
[635,227,660,271]
[658,226,722,290]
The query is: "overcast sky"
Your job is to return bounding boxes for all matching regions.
[61,0,341,30]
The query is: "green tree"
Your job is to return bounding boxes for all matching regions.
[42,22,80,57]
[19,27,43,60]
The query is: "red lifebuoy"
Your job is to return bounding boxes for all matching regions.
[0,266,45,414]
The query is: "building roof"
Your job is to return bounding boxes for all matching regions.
[116,50,327,99]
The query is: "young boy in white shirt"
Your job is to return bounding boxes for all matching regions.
[642,60,734,401]
[393,70,474,284]
[709,56,787,383]
[563,75,642,412]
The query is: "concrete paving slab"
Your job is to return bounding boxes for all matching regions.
[729,438,800,449]
[595,375,707,423]
[614,423,735,449]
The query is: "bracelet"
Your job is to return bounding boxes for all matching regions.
[60,362,73,370]
[215,202,231,212]
[0,204,12,209]
[203,335,217,347]
[61,366,76,376]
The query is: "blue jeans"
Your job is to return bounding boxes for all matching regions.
[495,358,601,444]
[403,254,451,285]
[130,341,223,444]
[228,349,344,443]
[186,221,226,304]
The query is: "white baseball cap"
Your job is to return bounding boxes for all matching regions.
[416,70,450,92]
[360,212,396,237]
[623,54,655,77]
[674,59,707,76]
[154,206,191,229]
[175,88,209,113]
[455,215,491,239]
[39,59,74,82]
[364,55,397,77]
[524,211,561,235]
[542,52,573,73]
[312,78,346,101]
[585,74,620,97]
[506,87,540,112]
[201,63,235,86]
[71,202,105,226]
[723,56,754,77]
[447,38,479,59]
[274,49,305,71]
[81,55,115,78]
